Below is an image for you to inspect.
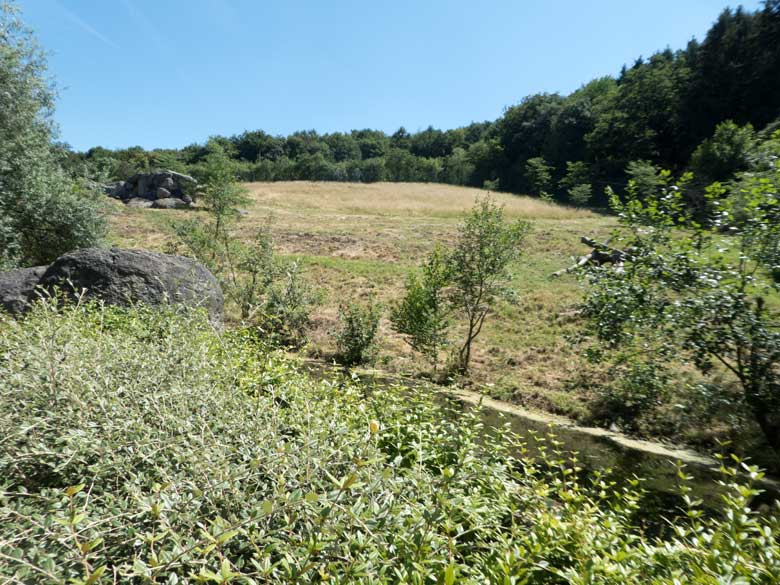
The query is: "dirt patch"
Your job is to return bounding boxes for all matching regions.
[275,230,403,261]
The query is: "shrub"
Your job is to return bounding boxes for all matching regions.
[0,4,106,268]
[259,261,317,348]
[334,300,381,366]
[589,360,671,432]
[583,171,780,457]
[391,245,452,370]
[1,302,780,582]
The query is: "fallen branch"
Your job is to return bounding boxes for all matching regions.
[551,237,633,278]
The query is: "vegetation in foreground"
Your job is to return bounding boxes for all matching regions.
[2,301,779,583]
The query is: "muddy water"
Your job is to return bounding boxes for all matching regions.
[302,360,779,509]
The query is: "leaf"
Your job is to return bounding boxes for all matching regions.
[444,562,457,585]
[85,565,106,585]
[341,473,358,490]
[65,484,86,497]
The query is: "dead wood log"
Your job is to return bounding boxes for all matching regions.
[551,237,633,278]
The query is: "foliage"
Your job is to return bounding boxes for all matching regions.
[334,300,382,367]
[559,160,590,192]
[0,2,105,268]
[260,261,317,348]
[689,120,756,183]
[581,168,780,456]
[392,198,529,375]
[589,359,672,433]
[625,159,666,200]
[567,183,593,206]
[390,245,452,369]
[447,198,530,373]
[524,156,554,199]
[1,301,780,582]
[173,150,317,330]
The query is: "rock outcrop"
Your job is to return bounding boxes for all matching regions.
[107,170,197,208]
[0,249,223,324]
[0,266,47,315]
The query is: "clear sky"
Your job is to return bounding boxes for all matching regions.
[16,0,764,151]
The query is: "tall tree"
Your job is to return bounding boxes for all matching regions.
[0,2,105,268]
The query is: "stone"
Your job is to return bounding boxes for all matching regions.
[0,266,46,315]
[168,171,196,185]
[109,171,198,208]
[38,248,223,324]
[126,197,154,208]
[106,181,127,198]
[153,197,190,209]
[136,175,148,198]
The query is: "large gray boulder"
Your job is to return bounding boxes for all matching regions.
[38,248,223,324]
[0,266,47,315]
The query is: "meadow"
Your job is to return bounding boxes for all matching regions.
[108,181,615,420]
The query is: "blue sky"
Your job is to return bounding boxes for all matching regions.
[17,0,764,151]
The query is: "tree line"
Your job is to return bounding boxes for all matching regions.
[64,1,780,208]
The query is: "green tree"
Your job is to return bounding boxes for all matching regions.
[448,198,530,374]
[524,157,554,199]
[689,120,755,182]
[559,161,590,191]
[559,161,592,205]
[0,2,105,268]
[625,159,665,200]
[581,171,780,456]
[443,147,475,186]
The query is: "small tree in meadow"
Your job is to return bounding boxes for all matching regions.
[567,182,593,206]
[390,245,452,371]
[449,198,530,373]
[393,198,530,375]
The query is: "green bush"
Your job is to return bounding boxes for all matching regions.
[0,4,106,268]
[260,261,317,348]
[2,301,780,583]
[334,300,381,366]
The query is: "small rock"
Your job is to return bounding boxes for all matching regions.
[156,187,172,199]
[153,197,190,209]
[126,198,154,208]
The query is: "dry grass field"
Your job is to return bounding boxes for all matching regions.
[108,181,616,419]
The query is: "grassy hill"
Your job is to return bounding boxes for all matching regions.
[108,182,613,420]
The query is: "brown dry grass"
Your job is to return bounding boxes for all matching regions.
[244,181,597,220]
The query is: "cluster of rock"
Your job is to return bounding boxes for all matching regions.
[106,170,198,209]
[0,248,223,324]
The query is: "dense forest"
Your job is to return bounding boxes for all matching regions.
[65,1,780,206]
